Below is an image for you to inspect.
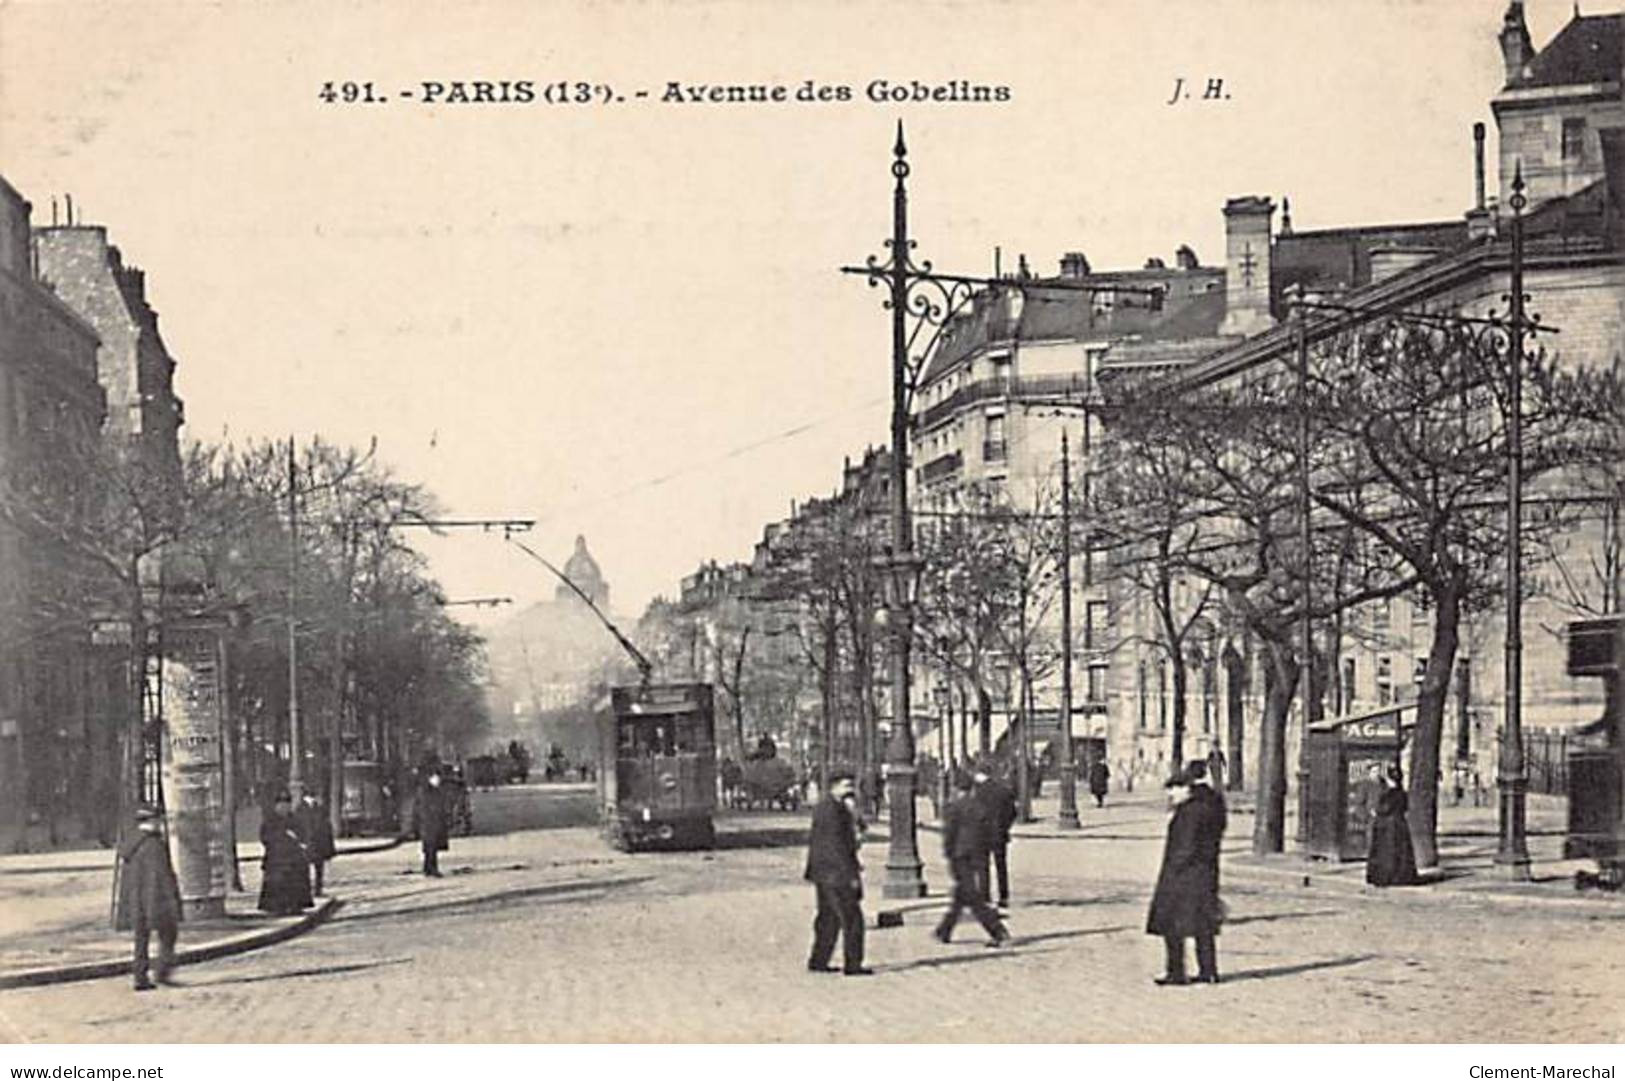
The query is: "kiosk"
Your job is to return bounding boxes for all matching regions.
[1305,706,1411,861]
[1564,616,1622,867]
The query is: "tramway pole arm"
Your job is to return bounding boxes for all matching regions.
[507,537,654,687]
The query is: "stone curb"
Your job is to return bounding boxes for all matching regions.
[0,895,343,991]
[236,835,406,866]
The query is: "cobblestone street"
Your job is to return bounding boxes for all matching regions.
[2,791,1620,1044]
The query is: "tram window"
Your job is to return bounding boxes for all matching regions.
[675,717,712,753]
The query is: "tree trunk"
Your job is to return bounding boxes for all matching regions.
[1170,654,1188,770]
[819,622,835,793]
[1015,664,1033,821]
[1223,644,1246,791]
[976,683,992,755]
[1409,583,1461,869]
[1252,642,1296,855]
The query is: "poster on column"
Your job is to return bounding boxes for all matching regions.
[162,625,229,917]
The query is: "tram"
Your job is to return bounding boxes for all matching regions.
[598,682,718,849]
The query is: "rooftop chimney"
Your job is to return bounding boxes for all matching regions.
[1175,245,1199,271]
[1499,1,1533,86]
[1474,122,1488,210]
[1219,196,1276,338]
[1059,251,1091,278]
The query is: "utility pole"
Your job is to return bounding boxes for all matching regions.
[1057,427,1081,829]
[1294,287,1313,848]
[286,437,304,801]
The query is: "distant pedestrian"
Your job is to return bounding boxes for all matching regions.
[1206,747,1227,793]
[1366,764,1419,887]
[416,769,450,877]
[935,774,1010,947]
[295,792,337,896]
[119,804,182,991]
[1088,759,1111,808]
[804,772,870,976]
[258,790,313,915]
[1146,764,1225,986]
[973,764,1017,908]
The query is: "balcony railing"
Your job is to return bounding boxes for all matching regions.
[920,450,963,484]
[917,372,1094,431]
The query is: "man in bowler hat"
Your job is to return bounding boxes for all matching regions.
[1146,762,1226,985]
[119,804,182,991]
[804,773,871,976]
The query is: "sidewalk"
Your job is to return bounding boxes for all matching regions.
[919,786,1623,914]
[0,834,401,989]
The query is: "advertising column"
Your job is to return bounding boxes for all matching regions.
[163,623,229,919]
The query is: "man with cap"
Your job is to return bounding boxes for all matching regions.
[973,761,1017,909]
[804,772,870,976]
[118,805,182,991]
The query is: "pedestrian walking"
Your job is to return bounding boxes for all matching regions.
[416,768,450,877]
[935,774,1010,947]
[118,804,182,991]
[1205,747,1227,793]
[1088,758,1111,808]
[295,792,337,896]
[804,772,870,976]
[1366,764,1420,887]
[973,764,1017,908]
[258,790,313,915]
[1146,764,1225,986]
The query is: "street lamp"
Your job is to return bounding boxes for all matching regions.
[841,125,1166,894]
[1056,426,1081,829]
[1496,163,1532,880]
[874,542,926,897]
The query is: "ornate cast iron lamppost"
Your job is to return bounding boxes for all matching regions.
[841,125,1164,893]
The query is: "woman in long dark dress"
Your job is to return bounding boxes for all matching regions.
[259,791,314,914]
[1366,764,1420,886]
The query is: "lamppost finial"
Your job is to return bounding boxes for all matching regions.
[1510,158,1527,212]
[894,120,908,161]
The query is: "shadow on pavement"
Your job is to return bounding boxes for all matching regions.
[1221,954,1376,982]
[1222,908,1343,927]
[336,876,653,925]
[1028,893,1139,909]
[881,945,1061,974]
[1013,925,1133,947]
[714,826,808,851]
[188,957,414,987]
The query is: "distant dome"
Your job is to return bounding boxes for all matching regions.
[558,534,609,608]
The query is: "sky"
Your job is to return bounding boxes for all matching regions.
[0,0,1590,631]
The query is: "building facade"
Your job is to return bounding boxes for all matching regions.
[0,177,108,847]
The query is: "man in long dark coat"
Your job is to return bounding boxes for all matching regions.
[1145,764,1225,986]
[1088,758,1111,808]
[295,792,337,896]
[804,773,869,976]
[973,764,1017,908]
[936,774,1010,946]
[119,805,182,991]
[416,769,449,877]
